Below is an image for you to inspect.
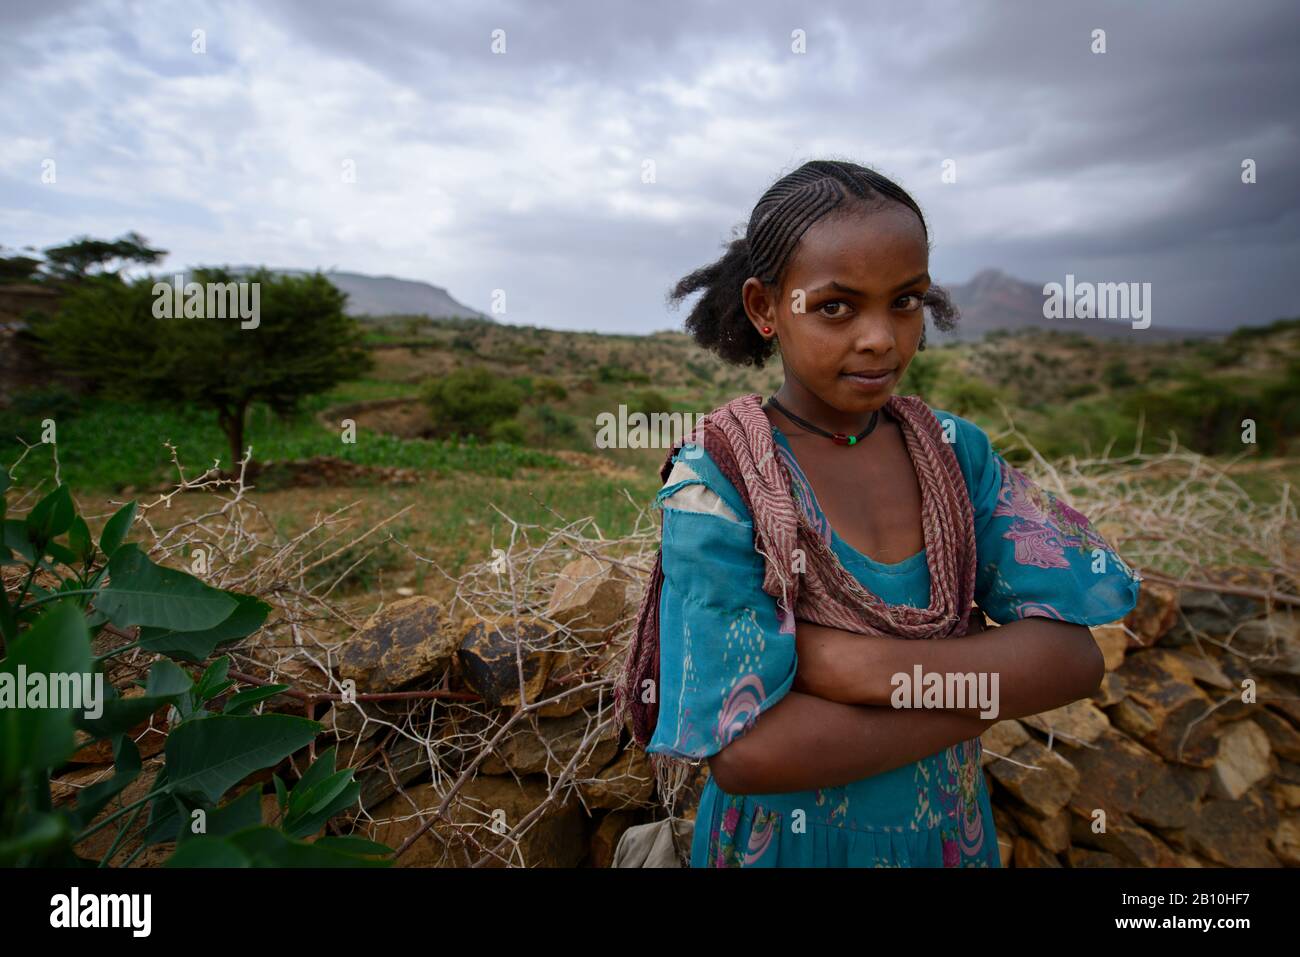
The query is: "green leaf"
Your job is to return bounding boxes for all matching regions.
[44,541,78,567]
[163,835,252,867]
[226,826,390,867]
[278,748,360,839]
[194,656,233,702]
[68,735,142,830]
[164,825,392,867]
[177,785,263,845]
[283,776,359,839]
[68,516,93,565]
[142,773,185,847]
[74,658,191,738]
[164,714,320,804]
[3,519,37,564]
[95,543,237,632]
[137,593,270,663]
[314,836,393,856]
[98,501,137,558]
[27,485,75,544]
[222,684,289,716]
[0,601,94,788]
[0,812,71,866]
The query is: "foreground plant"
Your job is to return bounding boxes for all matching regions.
[0,471,390,867]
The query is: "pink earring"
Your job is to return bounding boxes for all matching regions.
[761,326,772,335]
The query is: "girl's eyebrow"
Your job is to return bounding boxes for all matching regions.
[807,273,931,298]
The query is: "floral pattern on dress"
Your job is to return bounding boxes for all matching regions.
[708,795,780,867]
[992,454,1134,576]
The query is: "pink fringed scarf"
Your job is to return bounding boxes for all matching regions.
[613,392,983,761]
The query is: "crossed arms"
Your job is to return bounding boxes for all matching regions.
[706,615,1104,795]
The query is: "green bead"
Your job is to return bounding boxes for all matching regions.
[848,436,856,445]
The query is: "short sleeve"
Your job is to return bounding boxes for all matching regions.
[934,409,1142,627]
[644,444,798,761]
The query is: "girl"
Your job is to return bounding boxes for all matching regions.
[613,159,1142,868]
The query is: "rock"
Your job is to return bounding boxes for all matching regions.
[1066,846,1128,867]
[1260,677,1300,727]
[1229,612,1298,658]
[1162,589,1234,647]
[1022,700,1111,747]
[578,747,656,810]
[988,739,1079,818]
[1068,729,1164,819]
[1171,650,1233,691]
[1114,650,1219,766]
[349,733,433,813]
[544,556,633,639]
[1091,672,1127,707]
[369,775,589,867]
[537,640,624,719]
[51,764,116,806]
[1092,624,1131,671]
[996,830,1015,867]
[1109,698,1157,739]
[1131,766,1211,832]
[1209,719,1271,800]
[1273,781,1300,810]
[1186,791,1281,867]
[1124,580,1179,648]
[457,617,555,707]
[480,709,620,778]
[589,810,638,867]
[1007,805,1071,854]
[1068,811,1182,866]
[980,719,1030,766]
[1272,815,1300,866]
[340,597,452,692]
[1012,837,1061,867]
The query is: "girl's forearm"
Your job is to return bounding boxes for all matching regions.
[807,618,1104,719]
[710,690,997,796]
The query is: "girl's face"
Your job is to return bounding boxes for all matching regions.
[742,203,930,426]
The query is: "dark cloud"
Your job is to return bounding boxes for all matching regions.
[2,0,1296,332]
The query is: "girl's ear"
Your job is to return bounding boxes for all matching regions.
[741,276,776,337]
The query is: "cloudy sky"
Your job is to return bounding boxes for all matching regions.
[2,0,1296,334]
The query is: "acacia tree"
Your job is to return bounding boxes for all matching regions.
[42,231,167,280]
[33,267,371,468]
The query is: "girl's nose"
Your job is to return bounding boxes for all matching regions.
[850,315,896,353]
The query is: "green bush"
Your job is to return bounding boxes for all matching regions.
[489,418,526,445]
[1102,360,1137,388]
[423,367,524,440]
[0,472,389,867]
[628,389,672,415]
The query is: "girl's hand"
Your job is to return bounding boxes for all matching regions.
[793,620,865,703]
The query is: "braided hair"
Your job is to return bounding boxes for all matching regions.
[667,159,960,366]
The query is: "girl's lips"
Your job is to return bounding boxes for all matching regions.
[841,368,895,391]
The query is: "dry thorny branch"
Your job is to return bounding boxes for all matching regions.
[6,424,1297,866]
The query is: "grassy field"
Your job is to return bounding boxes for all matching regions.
[4,312,1298,586]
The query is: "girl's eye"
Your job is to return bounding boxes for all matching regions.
[819,300,852,318]
[896,293,924,311]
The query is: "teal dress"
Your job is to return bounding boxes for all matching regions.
[644,405,1142,867]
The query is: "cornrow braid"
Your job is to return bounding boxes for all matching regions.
[667,159,961,366]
